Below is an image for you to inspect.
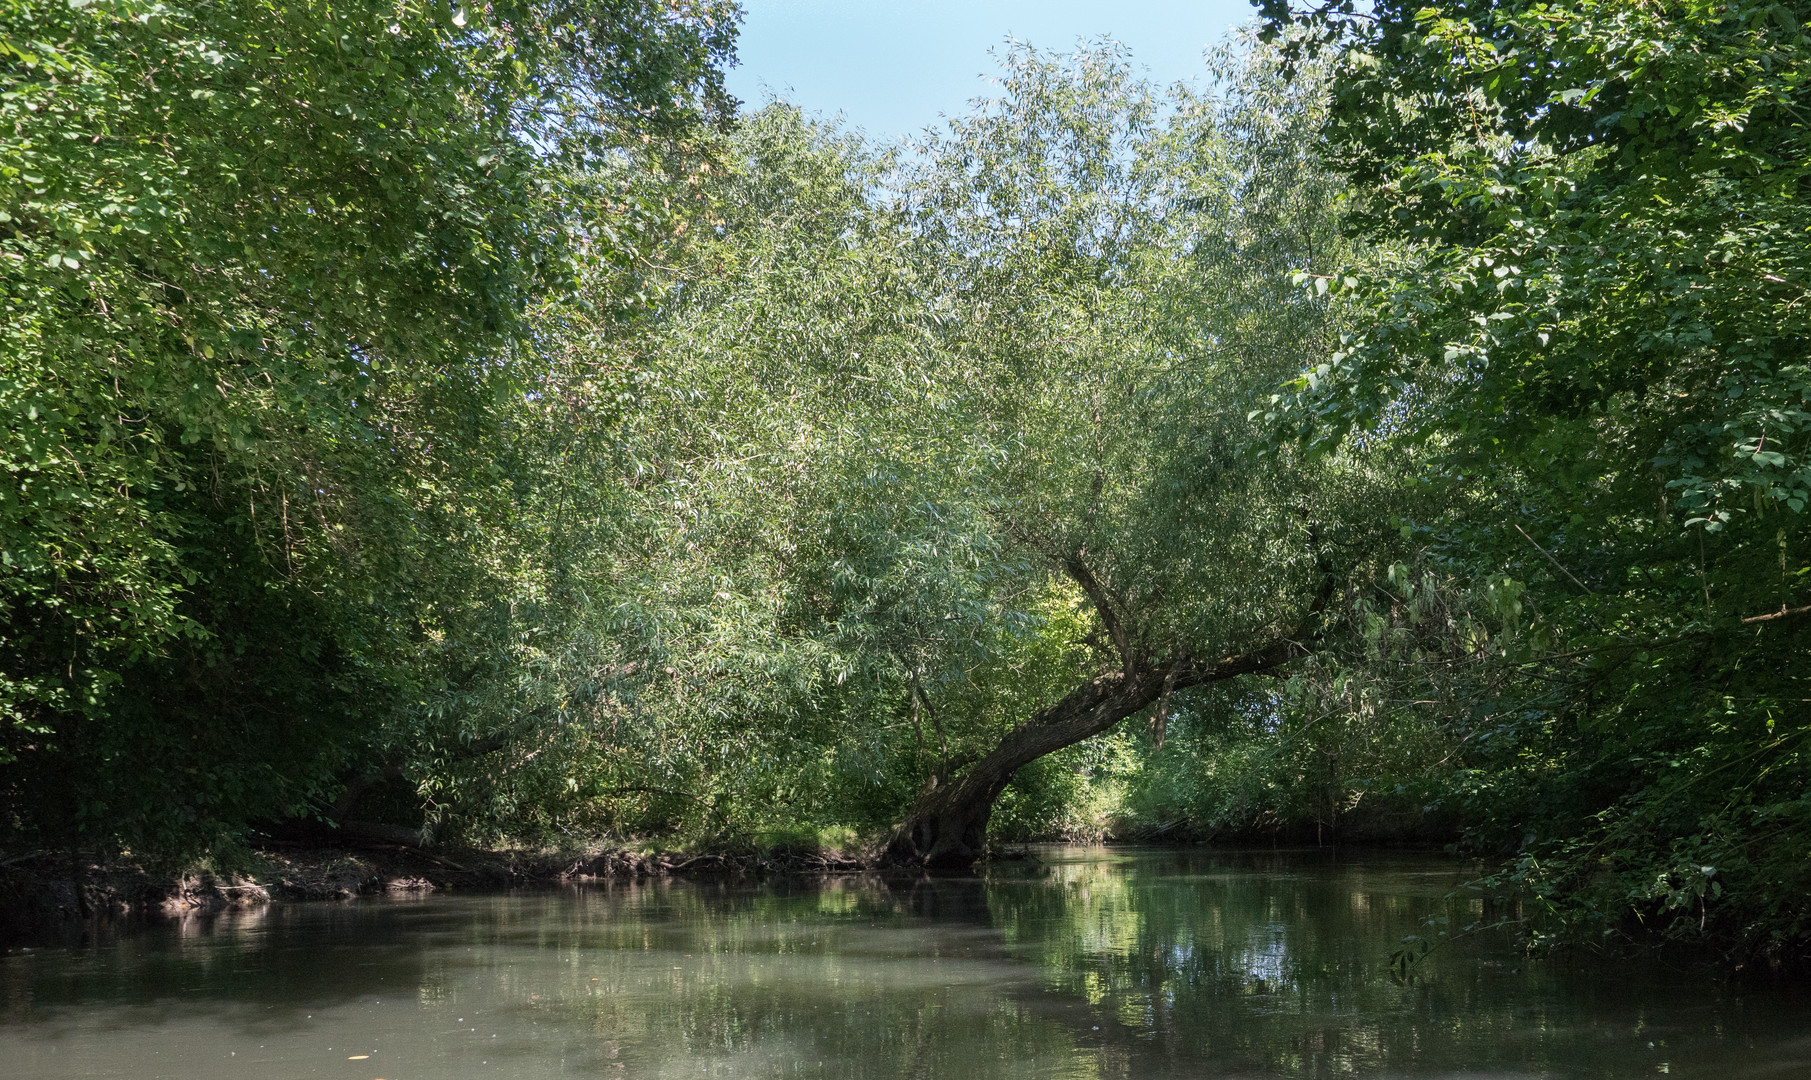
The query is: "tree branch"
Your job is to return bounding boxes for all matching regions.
[1742,603,1811,625]
[1173,540,1338,689]
[1513,523,1594,595]
[1063,551,1135,675]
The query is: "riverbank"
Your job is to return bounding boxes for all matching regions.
[0,828,1466,946]
[0,841,869,944]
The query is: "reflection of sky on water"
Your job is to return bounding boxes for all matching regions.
[2,847,1809,1078]
[1241,925,1291,988]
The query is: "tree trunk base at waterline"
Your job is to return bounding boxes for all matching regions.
[882,788,1002,870]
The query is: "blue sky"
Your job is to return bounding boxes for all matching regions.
[722,1,1257,142]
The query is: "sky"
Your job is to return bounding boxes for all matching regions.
[722,1,1258,142]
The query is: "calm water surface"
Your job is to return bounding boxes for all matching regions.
[2,846,1807,1079]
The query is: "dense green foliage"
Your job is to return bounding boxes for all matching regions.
[1240,0,1811,963]
[0,0,735,853]
[411,40,1376,855]
[7,0,1809,968]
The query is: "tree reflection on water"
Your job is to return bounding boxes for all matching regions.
[0,848,1804,1078]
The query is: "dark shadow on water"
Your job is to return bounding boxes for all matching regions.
[4,848,1811,1078]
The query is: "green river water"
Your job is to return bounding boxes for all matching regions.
[1,846,1806,1079]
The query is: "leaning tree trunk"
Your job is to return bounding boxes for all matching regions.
[882,633,1315,869]
[884,667,1166,868]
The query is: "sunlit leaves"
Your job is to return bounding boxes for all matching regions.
[501,40,1382,845]
[1259,0,1811,957]
[0,0,736,852]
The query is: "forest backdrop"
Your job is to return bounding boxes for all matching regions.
[3,0,1808,967]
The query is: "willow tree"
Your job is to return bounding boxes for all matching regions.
[576,40,1386,866]
[877,40,1378,866]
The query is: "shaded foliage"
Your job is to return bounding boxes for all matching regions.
[0,0,736,854]
[1251,0,1811,964]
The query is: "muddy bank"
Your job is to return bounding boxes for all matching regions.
[0,842,869,945]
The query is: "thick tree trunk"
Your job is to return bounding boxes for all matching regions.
[882,633,1314,869]
[884,668,1162,867]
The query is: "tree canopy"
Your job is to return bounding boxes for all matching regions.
[0,0,735,852]
[6,0,1811,969]
[1254,0,1811,961]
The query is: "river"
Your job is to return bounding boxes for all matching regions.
[1,846,1805,1078]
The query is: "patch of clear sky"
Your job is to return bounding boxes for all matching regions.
[724,1,1257,142]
